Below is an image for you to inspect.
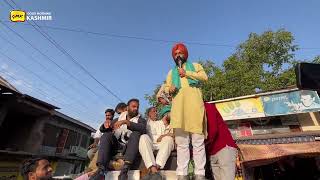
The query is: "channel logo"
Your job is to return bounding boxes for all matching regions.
[10,10,26,22]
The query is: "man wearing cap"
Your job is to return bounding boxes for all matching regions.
[164,43,208,180]
[139,107,174,180]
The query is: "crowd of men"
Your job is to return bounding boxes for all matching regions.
[21,43,238,180]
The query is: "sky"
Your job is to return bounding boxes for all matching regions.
[0,0,320,129]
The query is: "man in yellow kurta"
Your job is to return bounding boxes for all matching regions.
[165,43,208,180]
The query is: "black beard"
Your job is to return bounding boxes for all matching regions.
[174,56,186,66]
[128,110,138,119]
[106,117,113,121]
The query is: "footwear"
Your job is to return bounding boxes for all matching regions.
[150,172,163,180]
[142,172,163,180]
[177,175,189,180]
[88,167,105,180]
[194,175,206,180]
[109,159,124,170]
[141,173,152,180]
[118,163,130,180]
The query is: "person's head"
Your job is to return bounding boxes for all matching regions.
[146,107,157,121]
[105,109,115,120]
[300,91,316,107]
[127,99,139,118]
[115,102,127,114]
[172,43,188,65]
[21,158,53,180]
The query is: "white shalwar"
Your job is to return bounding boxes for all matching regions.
[139,119,174,169]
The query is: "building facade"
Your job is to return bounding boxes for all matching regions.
[0,76,95,179]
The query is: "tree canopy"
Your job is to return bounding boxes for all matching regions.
[145,29,319,106]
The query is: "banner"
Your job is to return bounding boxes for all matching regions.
[262,90,320,116]
[216,98,265,120]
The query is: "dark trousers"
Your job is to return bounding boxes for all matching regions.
[97,131,142,169]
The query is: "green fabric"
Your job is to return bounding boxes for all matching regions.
[159,105,171,119]
[172,61,199,90]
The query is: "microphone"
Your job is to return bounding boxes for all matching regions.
[177,56,182,68]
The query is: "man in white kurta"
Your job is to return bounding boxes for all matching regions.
[139,107,174,177]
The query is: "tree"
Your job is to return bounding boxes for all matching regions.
[313,56,320,64]
[145,29,318,105]
[144,84,162,112]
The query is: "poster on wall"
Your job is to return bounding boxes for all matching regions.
[216,97,265,120]
[262,90,320,116]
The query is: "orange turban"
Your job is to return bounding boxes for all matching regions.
[172,43,188,60]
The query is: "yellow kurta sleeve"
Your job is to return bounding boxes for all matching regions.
[185,63,208,82]
[164,70,172,94]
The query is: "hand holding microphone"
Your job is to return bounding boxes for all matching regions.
[177,56,183,69]
[176,56,186,78]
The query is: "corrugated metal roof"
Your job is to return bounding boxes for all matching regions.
[54,110,95,132]
[0,76,19,93]
[0,75,94,132]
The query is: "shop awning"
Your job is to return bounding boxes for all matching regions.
[238,141,320,167]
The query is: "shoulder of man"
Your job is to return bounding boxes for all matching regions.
[111,118,119,124]
[138,116,147,123]
[191,62,205,70]
[191,62,202,67]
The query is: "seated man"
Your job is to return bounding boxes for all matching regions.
[139,107,174,179]
[21,157,53,180]
[87,109,115,160]
[86,109,115,175]
[90,99,146,180]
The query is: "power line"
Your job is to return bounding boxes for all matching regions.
[0,20,114,105]
[2,1,112,103]
[0,30,103,110]
[0,69,94,118]
[3,18,320,50]
[0,62,104,124]
[7,0,18,7]
[0,70,95,119]
[4,1,320,50]
[0,22,114,114]
[4,0,123,102]
[3,0,14,8]
[3,20,236,48]
[0,28,113,124]
[32,24,124,102]
[0,50,100,120]
[2,0,112,124]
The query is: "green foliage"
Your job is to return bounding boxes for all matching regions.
[199,29,300,101]
[145,29,320,105]
[313,55,320,64]
[144,84,162,113]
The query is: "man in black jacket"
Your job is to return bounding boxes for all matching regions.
[90,98,146,180]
